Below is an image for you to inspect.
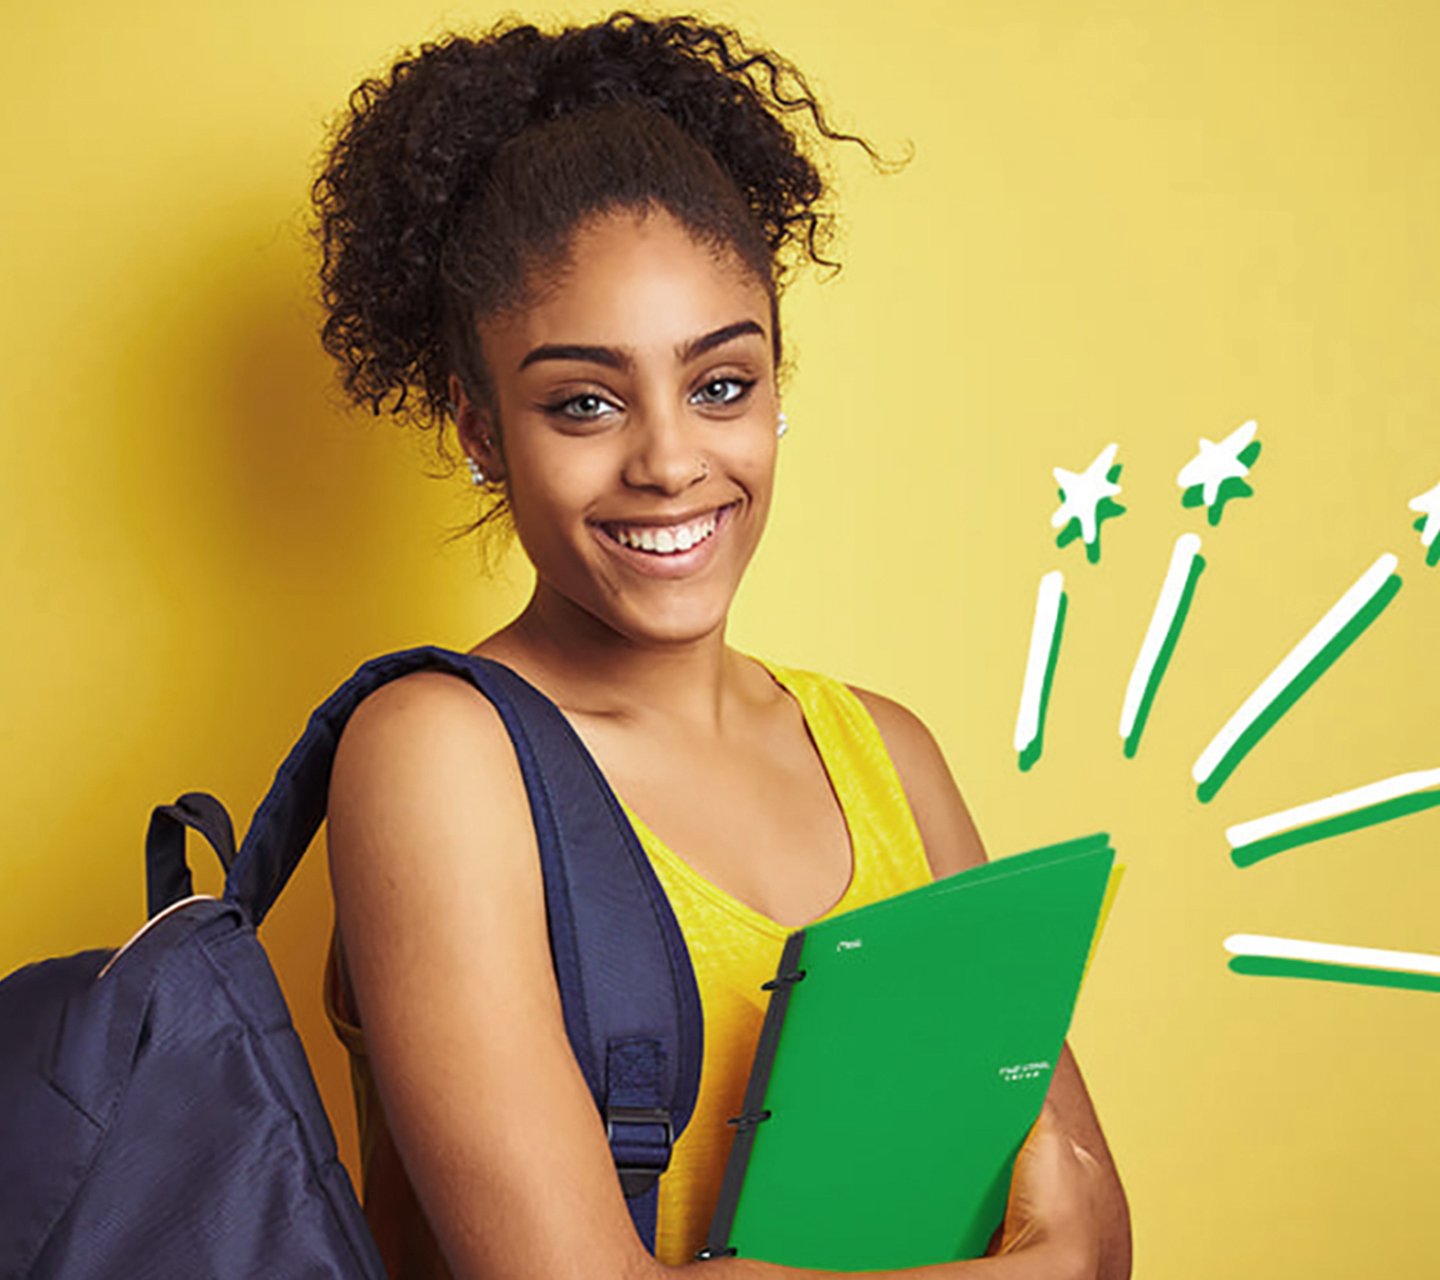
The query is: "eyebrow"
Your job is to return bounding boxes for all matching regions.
[517,319,766,372]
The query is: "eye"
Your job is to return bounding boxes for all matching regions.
[545,391,620,422]
[691,376,756,408]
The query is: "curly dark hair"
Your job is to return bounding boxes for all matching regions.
[311,9,891,530]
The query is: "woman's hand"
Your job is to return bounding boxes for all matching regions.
[991,1105,1104,1279]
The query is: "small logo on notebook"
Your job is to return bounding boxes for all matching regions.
[998,1061,1051,1083]
[836,938,863,952]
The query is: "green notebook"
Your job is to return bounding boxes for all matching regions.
[701,834,1116,1271]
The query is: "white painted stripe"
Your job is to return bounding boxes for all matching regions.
[1224,933,1440,977]
[1192,553,1399,784]
[1014,570,1065,753]
[1226,767,1440,848]
[1120,533,1202,740]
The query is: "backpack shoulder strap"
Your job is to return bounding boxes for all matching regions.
[223,645,702,1252]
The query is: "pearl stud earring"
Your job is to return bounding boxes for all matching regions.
[466,456,487,487]
[777,412,789,439]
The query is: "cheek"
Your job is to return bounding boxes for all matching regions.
[737,435,779,500]
[502,441,606,546]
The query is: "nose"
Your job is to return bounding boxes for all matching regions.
[621,406,708,495]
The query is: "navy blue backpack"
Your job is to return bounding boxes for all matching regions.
[0,647,703,1277]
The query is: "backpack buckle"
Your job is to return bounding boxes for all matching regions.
[605,1105,675,1197]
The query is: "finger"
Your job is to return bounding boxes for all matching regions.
[1024,1102,1060,1147]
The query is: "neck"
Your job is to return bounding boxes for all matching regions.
[477,583,746,730]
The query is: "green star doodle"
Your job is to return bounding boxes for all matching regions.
[1052,444,1125,564]
[1410,481,1440,566]
[1178,421,1261,526]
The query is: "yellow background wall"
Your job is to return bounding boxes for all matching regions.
[4,2,1438,1275]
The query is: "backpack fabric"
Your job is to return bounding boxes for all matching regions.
[0,646,703,1277]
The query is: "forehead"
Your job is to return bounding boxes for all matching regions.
[482,208,771,363]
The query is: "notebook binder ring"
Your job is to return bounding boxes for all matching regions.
[760,968,806,991]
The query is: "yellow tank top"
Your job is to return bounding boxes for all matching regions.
[323,659,934,1275]
[631,660,935,1265]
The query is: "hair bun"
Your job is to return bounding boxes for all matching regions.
[313,11,888,452]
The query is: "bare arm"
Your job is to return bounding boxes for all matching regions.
[327,673,1103,1280]
[854,689,1133,1280]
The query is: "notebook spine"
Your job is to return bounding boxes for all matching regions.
[697,929,808,1263]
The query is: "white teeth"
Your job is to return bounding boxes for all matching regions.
[610,511,720,555]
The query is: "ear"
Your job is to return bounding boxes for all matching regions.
[448,374,506,482]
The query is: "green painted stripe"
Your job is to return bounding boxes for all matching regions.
[1124,551,1205,759]
[1019,589,1067,773]
[1231,788,1440,867]
[1229,955,1440,993]
[1197,571,1402,803]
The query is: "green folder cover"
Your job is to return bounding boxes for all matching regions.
[702,834,1116,1271]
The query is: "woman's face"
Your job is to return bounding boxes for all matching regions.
[466,207,779,649]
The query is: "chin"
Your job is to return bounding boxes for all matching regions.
[622,607,729,649]
[598,589,734,649]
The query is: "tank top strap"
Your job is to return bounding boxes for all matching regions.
[754,659,935,915]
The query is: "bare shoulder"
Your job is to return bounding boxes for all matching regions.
[848,685,989,879]
[326,666,541,986]
[847,686,941,771]
[332,668,514,782]
[325,666,543,1010]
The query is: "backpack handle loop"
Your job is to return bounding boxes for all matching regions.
[145,790,237,919]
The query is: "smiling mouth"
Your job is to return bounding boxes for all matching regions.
[597,504,734,556]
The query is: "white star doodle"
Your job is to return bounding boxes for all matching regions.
[1176,419,1257,509]
[1051,442,1122,546]
[1410,481,1440,548]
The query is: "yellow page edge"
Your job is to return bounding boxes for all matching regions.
[1080,863,1125,990]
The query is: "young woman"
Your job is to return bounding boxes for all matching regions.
[316,13,1131,1279]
